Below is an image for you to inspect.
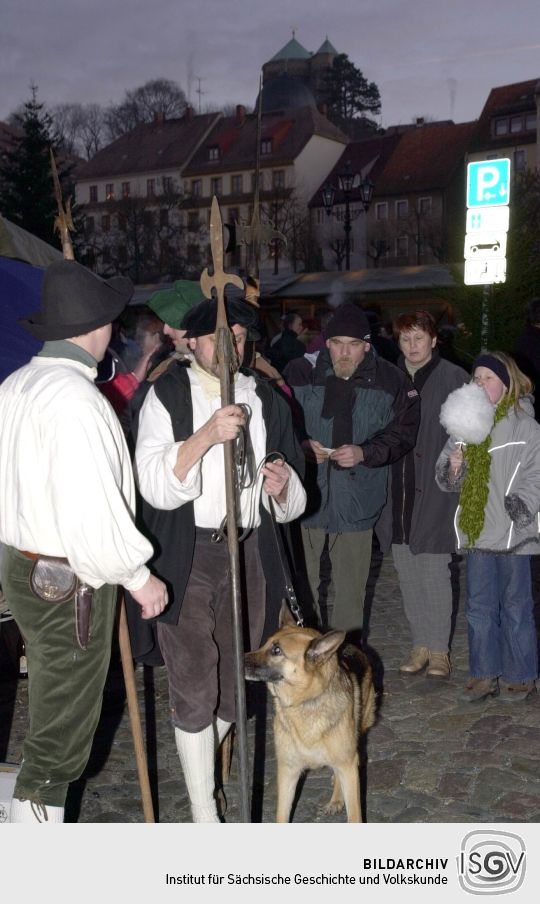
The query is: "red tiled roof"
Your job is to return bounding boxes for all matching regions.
[309,133,402,206]
[76,112,220,180]
[374,121,477,196]
[472,78,539,148]
[184,106,347,176]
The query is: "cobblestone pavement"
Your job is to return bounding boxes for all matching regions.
[1,550,540,823]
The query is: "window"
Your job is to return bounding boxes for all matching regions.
[105,183,114,201]
[160,241,171,266]
[396,200,408,219]
[494,118,508,136]
[510,116,523,134]
[210,177,222,196]
[375,202,388,220]
[162,176,173,194]
[102,247,111,264]
[147,179,155,197]
[251,171,265,191]
[143,210,154,228]
[208,146,220,162]
[159,208,169,228]
[228,207,239,223]
[191,179,202,197]
[101,214,110,232]
[396,235,409,257]
[89,185,98,203]
[121,181,130,199]
[187,211,199,231]
[514,150,526,173]
[85,216,94,235]
[272,170,285,189]
[261,138,272,155]
[525,113,537,131]
[118,213,127,231]
[231,174,243,194]
[118,246,127,264]
[418,197,432,216]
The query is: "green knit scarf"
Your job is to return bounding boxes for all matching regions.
[458,394,515,547]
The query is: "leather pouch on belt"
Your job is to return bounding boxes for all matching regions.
[29,556,94,650]
[29,556,77,602]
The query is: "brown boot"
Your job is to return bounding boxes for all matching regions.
[426,651,451,679]
[459,677,499,703]
[399,646,429,674]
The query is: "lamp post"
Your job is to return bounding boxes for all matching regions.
[322,162,374,271]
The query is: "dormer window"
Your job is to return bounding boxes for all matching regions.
[261,139,272,155]
[208,146,220,162]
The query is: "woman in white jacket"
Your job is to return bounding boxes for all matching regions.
[436,352,540,703]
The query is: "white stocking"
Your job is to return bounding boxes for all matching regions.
[174,725,219,823]
[10,797,64,823]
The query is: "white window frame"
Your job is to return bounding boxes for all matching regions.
[396,199,408,219]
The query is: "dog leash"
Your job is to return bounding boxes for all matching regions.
[266,454,304,628]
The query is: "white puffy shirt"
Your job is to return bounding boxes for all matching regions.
[135,368,306,527]
[0,356,152,591]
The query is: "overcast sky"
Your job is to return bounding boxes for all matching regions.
[2,0,539,128]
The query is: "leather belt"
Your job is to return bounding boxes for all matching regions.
[19,550,69,564]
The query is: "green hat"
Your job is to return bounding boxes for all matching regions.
[146,280,206,329]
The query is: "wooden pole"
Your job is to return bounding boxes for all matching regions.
[201,197,251,822]
[117,595,155,823]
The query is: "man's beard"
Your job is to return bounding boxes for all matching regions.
[192,347,220,378]
[333,358,356,379]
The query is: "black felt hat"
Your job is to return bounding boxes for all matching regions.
[325,304,371,341]
[181,297,261,340]
[20,259,133,341]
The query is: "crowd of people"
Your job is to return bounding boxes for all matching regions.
[0,258,539,823]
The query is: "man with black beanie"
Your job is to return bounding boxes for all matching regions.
[288,303,420,636]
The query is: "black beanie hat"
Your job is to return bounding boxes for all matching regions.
[325,304,371,341]
[472,353,510,388]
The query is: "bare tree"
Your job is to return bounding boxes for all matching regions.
[76,179,203,283]
[49,103,106,159]
[104,79,188,141]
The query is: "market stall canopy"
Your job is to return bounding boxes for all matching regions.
[0,215,62,381]
[0,214,62,268]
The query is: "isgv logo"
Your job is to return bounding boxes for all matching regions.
[458,831,526,895]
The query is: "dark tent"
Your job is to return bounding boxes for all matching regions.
[0,215,62,382]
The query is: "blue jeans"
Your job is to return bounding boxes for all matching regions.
[466,551,538,683]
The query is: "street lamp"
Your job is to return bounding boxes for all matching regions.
[322,162,374,271]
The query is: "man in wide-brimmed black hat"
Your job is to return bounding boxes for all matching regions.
[128,295,306,822]
[0,259,168,823]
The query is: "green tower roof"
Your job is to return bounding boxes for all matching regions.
[270,36,311,62]
[316,37,338,55]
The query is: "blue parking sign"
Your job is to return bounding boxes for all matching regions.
[467,159,511,208]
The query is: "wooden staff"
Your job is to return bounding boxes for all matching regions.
[200,196,251,822]
[118,595,155,822]
[50,148,75,260]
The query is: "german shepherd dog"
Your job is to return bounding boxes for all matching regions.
[245,604,375,823]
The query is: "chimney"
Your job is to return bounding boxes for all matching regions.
[318,102,328,117]
[184,105,194,122]
[235,104,246,125]
[415,116,425,127]
[153,111,165,126]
